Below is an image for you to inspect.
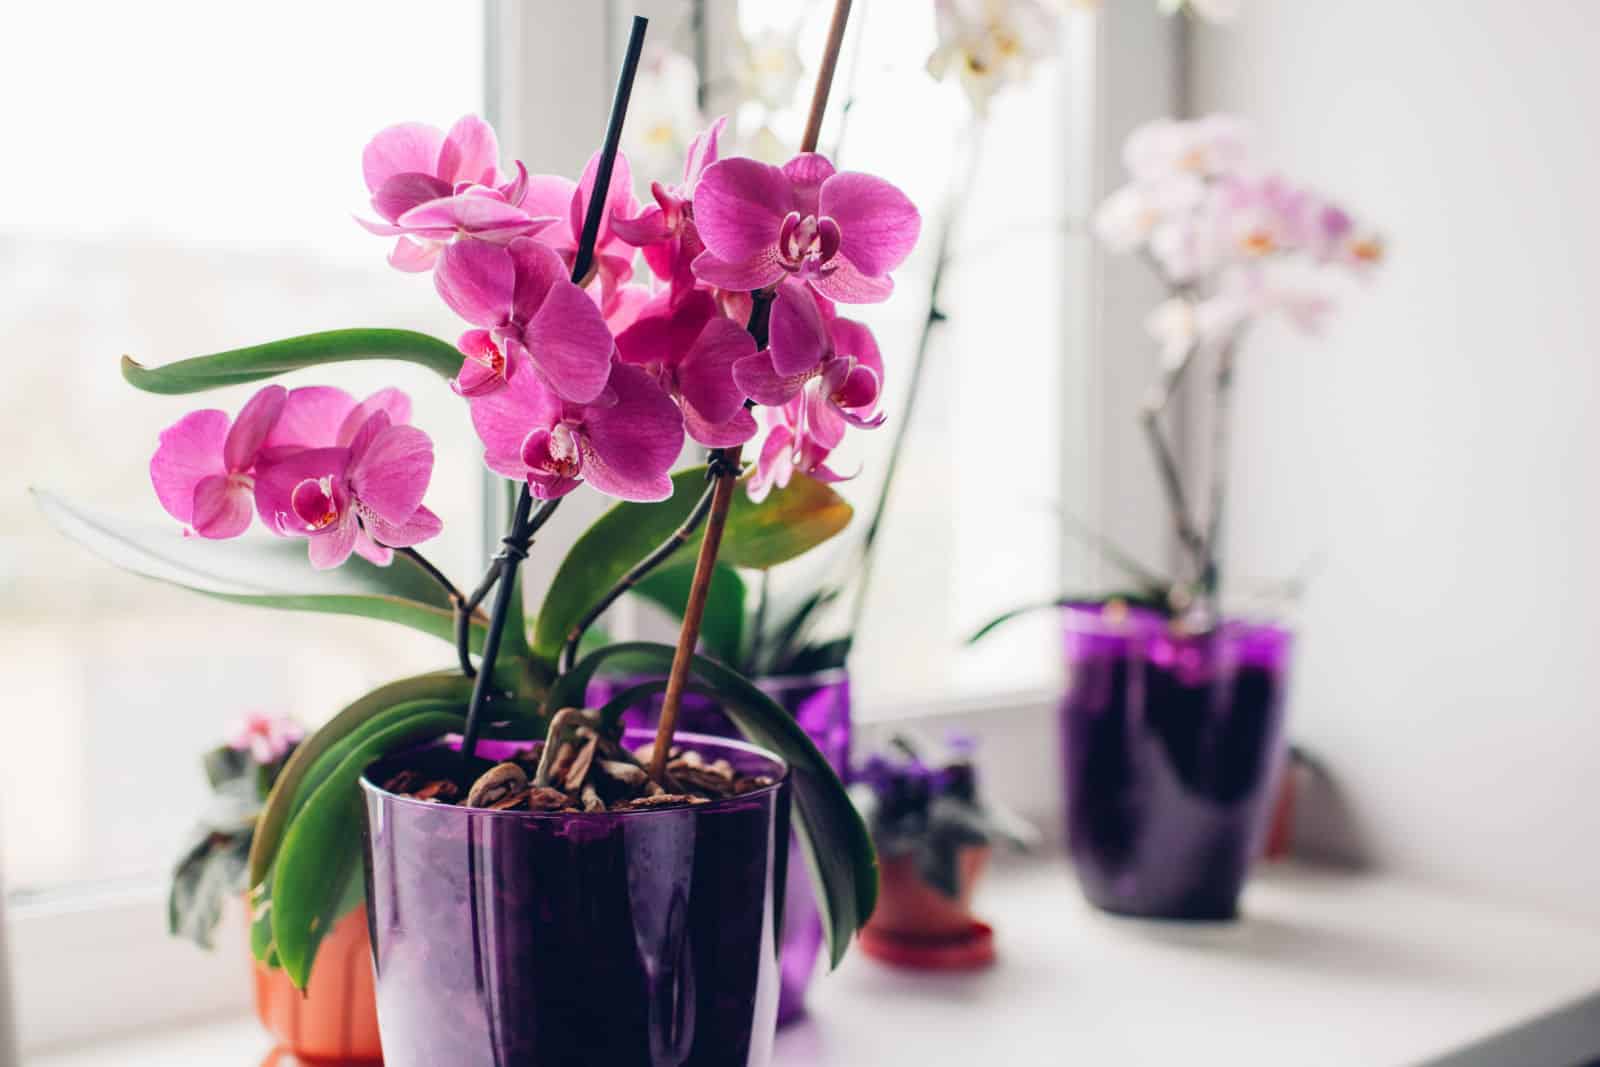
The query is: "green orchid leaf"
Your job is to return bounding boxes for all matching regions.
[533,468,852,663]
[272,709,464,988]
[249,673,473,886]
[549,642,877,968]
[120,328,460,395]
[33,489,483,651]
[632,562,746,665]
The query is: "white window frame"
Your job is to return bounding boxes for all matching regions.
[2,1,1181,1053]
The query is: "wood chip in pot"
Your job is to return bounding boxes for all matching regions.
[465,762,528,809]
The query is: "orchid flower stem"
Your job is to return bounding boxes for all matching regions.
[648,0,852,784]
[558,474,721,675]
[1140,404,1207,582]
[397,547,471,616]
[458,15,650,766]
[847,117,985,637]
[1201,342,1238,613]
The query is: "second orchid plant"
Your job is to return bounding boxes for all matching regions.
[44,14,919,987]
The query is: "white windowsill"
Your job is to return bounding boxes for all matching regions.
[27,856,1600,1067]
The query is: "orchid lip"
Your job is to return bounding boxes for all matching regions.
[778,210,841,272]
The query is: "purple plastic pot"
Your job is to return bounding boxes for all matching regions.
[360,729,790,1067]
[1061,604,1292,920]
[590,669,850,1027]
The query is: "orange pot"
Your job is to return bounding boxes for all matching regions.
[252,904,383,1064]
[860,845,995,969]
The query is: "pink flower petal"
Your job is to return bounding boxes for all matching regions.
[223,385,286,473]
[440,114,500,186]
[372,173,451,224]
[520,175,578,247]
[684,403,757,448]
[684,116,727,186]
[691,248,785,293]
[388,237,440,273]
[603,283,654,334]
[265,386,356,450]
[363,503,443,549]
[398,196,546,243]
[678,315,756,424]
[828,316,883,378]
[348,422,434,526]
[507,237,568,323]
[819,171,921,279]
[693,157,792,263]
[352,529,394,566]
[748,424,795,503]
[190,473,254,539]
[733,352,807,407]
[581,363,685,502]
[337,388,413,447]
[362,122,445,193]
[469,355,564,473]
[767,280,831,375]
[150,409,229,525]
[435,241,515,327]
[810,257,894,304]
[569,149,637,250]
[783,153,837,216]
[253,448,350,535]
[522,278,616,404]
[610,202,671,247]
[307,512,359,570]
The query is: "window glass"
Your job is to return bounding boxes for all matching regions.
[1,1,485,897]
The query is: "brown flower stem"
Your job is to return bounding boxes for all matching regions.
[459,15,650,764]
[647,0,855,783]
[397,546,473,617]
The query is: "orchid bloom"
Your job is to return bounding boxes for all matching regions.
[226,712,305,765]
[692,152,921,304]
[151,385,287,539]
[434,236,616,402]
[615,288,758,447]
[255,411,442,569]
[469,357,684,503]
[747,392,852,504]
[520,149,639,310]
[734,280,884,431]
[612,117,726,306]
[358,115,552,272]
[926,0,1059,115]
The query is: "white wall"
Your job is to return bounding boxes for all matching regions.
[1191,2,1600,918]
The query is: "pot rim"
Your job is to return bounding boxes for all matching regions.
[1060,601,1292,644]
[359,728,790,820]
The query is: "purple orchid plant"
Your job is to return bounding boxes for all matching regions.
[41,24,919,985]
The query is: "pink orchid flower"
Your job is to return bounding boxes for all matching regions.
[469,356,684,502]
[521,150,639,310]
[262,385,414,451]
[747,391,852,504]
[255,411,442,570]
[691,151,921,304]
[150,385,287,539]
[615,289,758,447]
[358,115,553,272]
[612,117,726,306]
[734,280,885,431]
[225,711,305,765]
[434,236,616,403]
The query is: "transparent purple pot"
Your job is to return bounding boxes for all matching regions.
[590,669,850,1027]
[1061,604,1292,920]
[360,729,789,1067]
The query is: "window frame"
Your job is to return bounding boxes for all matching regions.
[2,1,1181,1053]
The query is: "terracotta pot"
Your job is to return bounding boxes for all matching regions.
[867,845,990,941]
[253,904,382,1064]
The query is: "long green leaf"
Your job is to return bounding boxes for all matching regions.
[34,489,482,650]
[249,673,473,885]
[533,468,852,662]
[120,328,460,394]
[632,562,746,665]
[548,642,877,968]
[272,709,464,988]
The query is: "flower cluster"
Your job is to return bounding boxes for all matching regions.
[148,113,920,565]
[1094,115,1383,367]
[926,0,1060,115]
[150,383,440,569]
[225,710,305,766]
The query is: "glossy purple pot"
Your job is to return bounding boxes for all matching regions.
[590,669,850,1027]
[360,730,789,1067]
[1061,605,1292,920]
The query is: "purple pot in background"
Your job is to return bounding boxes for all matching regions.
[360,730,789,1067]
[1060,604,1292,920]
[591,669,850,1028]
